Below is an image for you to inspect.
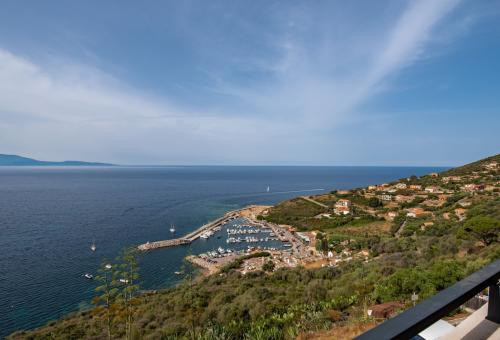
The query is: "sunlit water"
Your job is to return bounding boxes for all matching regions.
[0,165,446,337]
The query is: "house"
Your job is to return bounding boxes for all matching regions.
[430,172,439,177]
[296,232,311,243]
[380,194,392,201]
[406,207,426,218]
[409,184,422,190]
[484,161,498,170]
[387,211,398,221]
[423,199,442,207]
[455,208,466,221]
[368,185,377,190]
[463,184,484,192]
[395,195,414,202]
[336,199,351,207]
[315,213,332,219]
[442,176,461,183]
[421,221,434,230]
[395,183,407,189]
[376,183,389,191]
[337,190,350,195]
[425,186,443,194]
[367,302,404,319]
[458,200,471,207]
[334,199,351,215]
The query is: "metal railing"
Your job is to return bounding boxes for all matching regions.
[355,259,500,340]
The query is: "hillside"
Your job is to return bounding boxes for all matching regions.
[0,154,113,166]
[8,154,499,339]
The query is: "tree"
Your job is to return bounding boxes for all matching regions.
[93,261,119,340]
[262,260,275,272]
[428,260,464,290]
[315,232,329,253]
[373,268,436,303]
[115,247,141,340]
[458,216,500,245]
[368,197,382,208]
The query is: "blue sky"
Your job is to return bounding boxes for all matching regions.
[0,0,499,165]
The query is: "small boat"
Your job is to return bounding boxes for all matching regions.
[84,273,93,279]
[170,224,175,233]
[174,271,182,275]
[119,278,129,284]
[90,240,96,252]
[266,186,270,192]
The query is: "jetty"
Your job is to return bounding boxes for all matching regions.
[137,206,261,251]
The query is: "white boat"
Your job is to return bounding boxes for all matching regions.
[200,230,214,239]
[174,271,182,275]
[84,273,93,279]
[90,240,96,252]
[170,224,175,233]
[266,186,270,192]
[119,278,129,284]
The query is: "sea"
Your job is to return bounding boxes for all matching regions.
[0,165,446,337]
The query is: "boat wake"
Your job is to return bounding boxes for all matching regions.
[268,188,325,195]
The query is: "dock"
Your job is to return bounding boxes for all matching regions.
[137,206,258,251]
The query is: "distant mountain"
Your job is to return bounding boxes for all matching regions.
[0,154,114,166]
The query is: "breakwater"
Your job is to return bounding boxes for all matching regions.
[137,206,259,251]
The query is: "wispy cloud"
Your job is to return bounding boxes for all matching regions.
[0,0,482,165]
[212,0,462,126]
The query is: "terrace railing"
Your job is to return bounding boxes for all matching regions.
[355,259,500,340]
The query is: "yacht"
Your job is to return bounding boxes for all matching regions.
[90,240,96,252]
[84,273,93,279]
[170,224,175,233]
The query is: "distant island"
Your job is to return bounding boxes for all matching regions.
[0,154,114,166]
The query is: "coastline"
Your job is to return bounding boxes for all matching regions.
[1,165,452,338]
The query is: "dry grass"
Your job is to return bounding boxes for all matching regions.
[297,320,378,340]
[334,221,391,236]
[303,259,329,269]
[239,205,271,218]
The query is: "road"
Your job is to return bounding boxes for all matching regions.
[300,196,329,209]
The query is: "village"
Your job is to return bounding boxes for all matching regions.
[186,159,499,279]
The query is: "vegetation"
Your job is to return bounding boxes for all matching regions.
[458,216,499,245]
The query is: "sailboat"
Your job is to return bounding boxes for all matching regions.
[266,186,270,193]
[90,240,96,252]
[170,224,175,233]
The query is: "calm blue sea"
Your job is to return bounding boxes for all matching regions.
[0,165,446,337]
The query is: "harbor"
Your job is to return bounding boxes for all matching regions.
[137,205,269,251]
[137,204,339,279]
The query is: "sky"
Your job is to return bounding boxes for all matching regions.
[0,0,499,166]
